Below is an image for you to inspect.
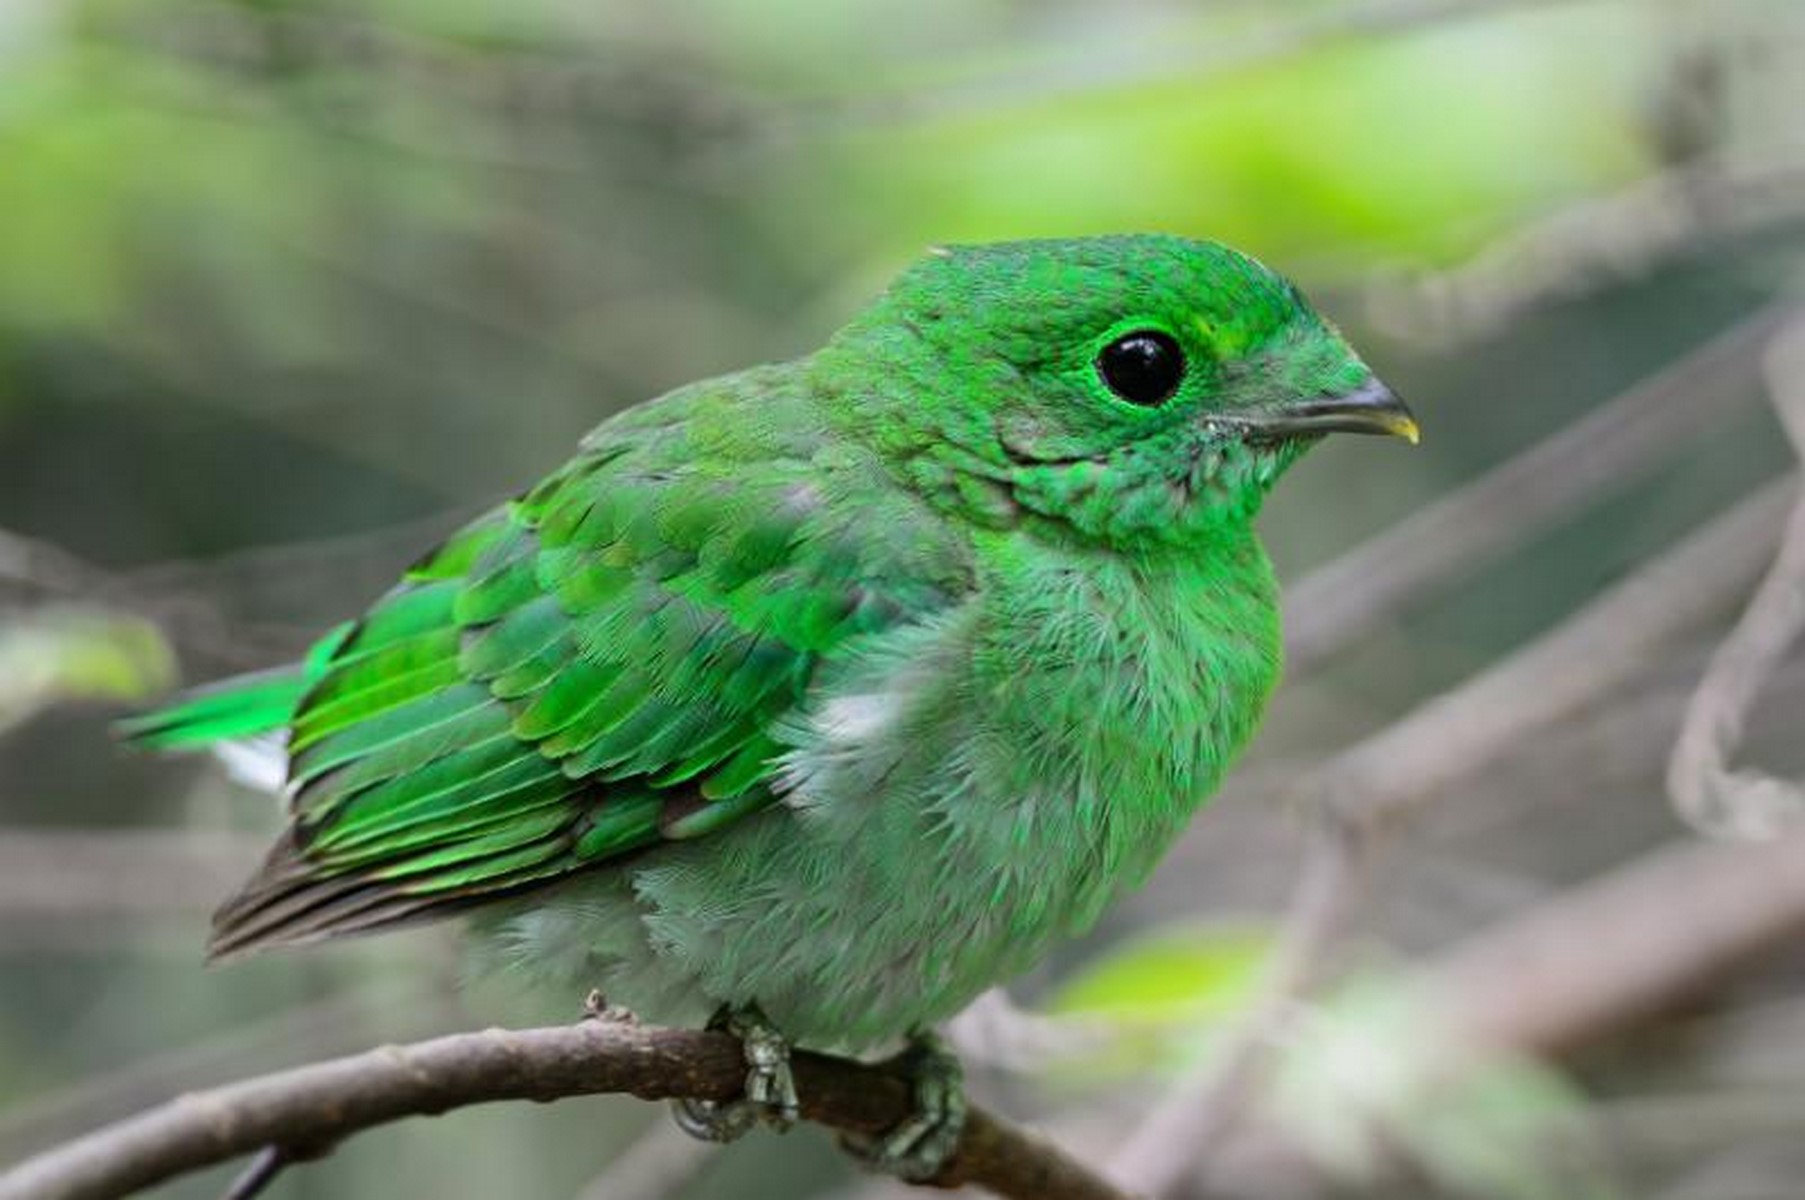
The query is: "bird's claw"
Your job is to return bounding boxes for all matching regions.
[671,1005,798,1142]
[838,1031,966,1183]
[736,1016,799,1125]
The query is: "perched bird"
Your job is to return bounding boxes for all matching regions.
[122,234,1416,1175]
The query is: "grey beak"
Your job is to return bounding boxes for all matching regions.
[1251,378,1420,443]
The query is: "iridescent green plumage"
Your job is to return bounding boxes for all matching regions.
[126,235,1413,1051]
[173,370,972,956]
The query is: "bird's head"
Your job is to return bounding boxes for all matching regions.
[816,234,1416,549]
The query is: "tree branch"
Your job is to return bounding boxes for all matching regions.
[1666,317,1805,836]
[0,1020,1133,1200]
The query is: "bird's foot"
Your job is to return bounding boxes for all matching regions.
[671,1004,798,1143]
[839,1030,966,1183]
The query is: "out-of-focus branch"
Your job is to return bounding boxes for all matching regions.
[0,526,301,671]
[1189,829,1805,1198]
[0,529,104,598]
[0,508,472,673]
[1121,474,1795,1196]
[846,0,1587,124]
[571,1120,718,1200]
[126,0,1583,140]
[1323,474,1794,831]
[0,1020,1131,1200]
[1426,830,1805,1058]
[1667,319,1805,836]
[0,989,458,1167]
[1366,156,1805,344]
[1284,302,1796,675]
[1107,824,1360,1194]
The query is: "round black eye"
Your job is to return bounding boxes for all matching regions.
[1097,330,1185,406]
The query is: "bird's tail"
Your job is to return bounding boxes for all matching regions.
[114,667,310,750]
[115,622,353,750]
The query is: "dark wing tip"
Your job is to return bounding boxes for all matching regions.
[206,828,443,959]
[204,822,595,960]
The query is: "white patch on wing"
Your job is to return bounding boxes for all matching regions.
[777,690,906,810]
[212,734,288,796]
[816,692,898,743]
[775,607,977,812]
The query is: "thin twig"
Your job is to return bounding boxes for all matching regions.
[217,1146,286,1200]
[1666,318,1805,836]
[0,1021,1133,1200]
[1107,822,1361,1195]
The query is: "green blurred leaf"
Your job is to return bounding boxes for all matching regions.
[784,1,1656,275]
[1045,921,1273,1078]
[0,608,175,732]
[1053,920,1270,1018]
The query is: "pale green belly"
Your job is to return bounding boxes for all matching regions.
[475,795,1114,1049]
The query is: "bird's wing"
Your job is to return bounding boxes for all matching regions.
[210,402,969,957]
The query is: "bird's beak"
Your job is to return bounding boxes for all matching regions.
[1248,378,1420,444]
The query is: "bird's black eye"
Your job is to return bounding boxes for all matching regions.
[1097,330,1185,406]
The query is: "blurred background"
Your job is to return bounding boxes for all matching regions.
[4,1,1805,1198]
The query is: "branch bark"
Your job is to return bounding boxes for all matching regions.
[0,1020,1133,1200]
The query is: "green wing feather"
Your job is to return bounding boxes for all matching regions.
[150,388,969,957]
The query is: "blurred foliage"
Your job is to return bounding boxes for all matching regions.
[1047,920,1270,1077]
[1270,976,1617,1200]
[0,608,172,733]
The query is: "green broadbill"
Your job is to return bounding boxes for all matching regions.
[122,234,1415,1166]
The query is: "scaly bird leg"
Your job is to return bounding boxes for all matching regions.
[839,1030,966,1182]
[671,1004,798,1142]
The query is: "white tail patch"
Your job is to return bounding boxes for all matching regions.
[212,734,289,796]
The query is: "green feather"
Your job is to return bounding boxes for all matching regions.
[117,622,353,749]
